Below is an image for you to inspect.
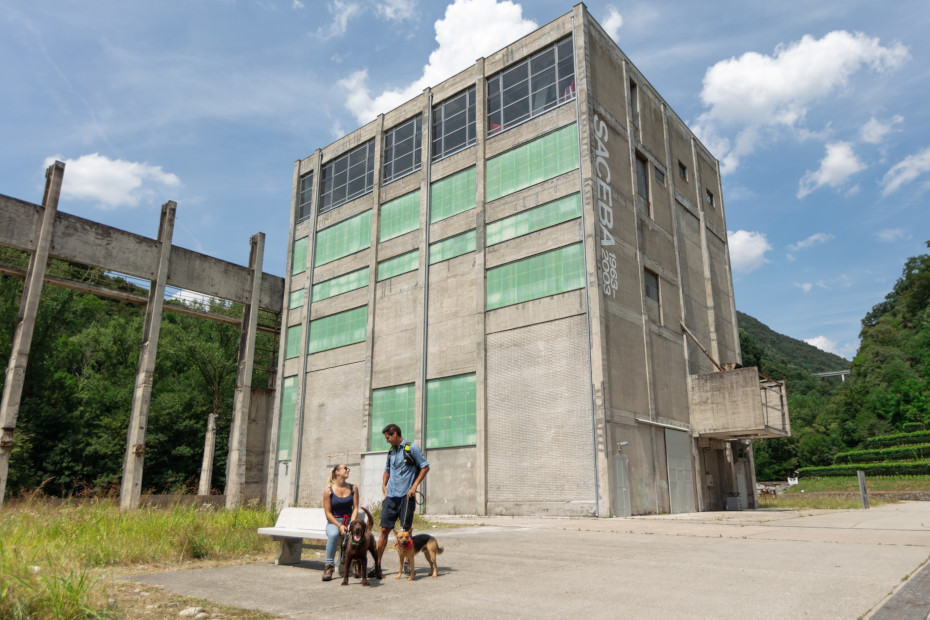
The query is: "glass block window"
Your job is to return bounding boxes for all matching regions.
[383,115,422,184]
[429,230,476,265]
[312,267,370,302]
[430,167,476,223]
[379,190,421,242]
[486,243,585,310]
[370,384,415,450]
[307,305,368,354]
[314,210,372,267]
[292,236,309,275]
[486,193,581,246]
[289,288,305,309]
[487,37,575,135]
[319,140,375,214]
[298,171,314,222]
[486,124,579,202]
[278,376,297,460]
[426,374,476,448]
[377,250,419,281]
[432,87,476,161]
[285,325,302,359]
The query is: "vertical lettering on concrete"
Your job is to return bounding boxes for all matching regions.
[592,115,619,298]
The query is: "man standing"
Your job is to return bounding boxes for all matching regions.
[370,423,429,578]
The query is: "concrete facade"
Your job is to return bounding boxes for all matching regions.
[270,4,789,517]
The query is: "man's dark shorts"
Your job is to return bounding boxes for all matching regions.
[380,495,415,530]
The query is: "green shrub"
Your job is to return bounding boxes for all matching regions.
[800,461,930,477]
[834,443,930,464]
[864,430,930,449]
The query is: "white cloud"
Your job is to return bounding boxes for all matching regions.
[341,0,537,123]
[377,0,417,21]
[696,31,908,172]
[43,153,180,210]
[727,230,772,274]
[786,232,835,260]
[805,335,841,356]
[860,114,903,144]
[316,1,364,39]
[881,146,930,196]
[292,0,304,8]
[797,142,866,198]
[796,282,813,293]
[876,228,909,243]
[601,6,622,41]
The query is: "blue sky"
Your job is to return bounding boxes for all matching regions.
[2,0,929,361]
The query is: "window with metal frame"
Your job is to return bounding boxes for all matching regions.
[432,87,476,161]
[644,269,660,323]
[278,376,298,460]
[383,115,422,184]
[487,37,575,136]
[285,325,302,359]
[426,374,476,448]
[314,210,372,267]
[369,384,415,450]
[319,140,375,214]
[298,171,314,222]
[379,190,420,242]
[307,305,368,353]
[430,166,476,223]
[292,236,308,275]
[486,243,585,310]
[635,156,649,201]
[485,124,579,202]
[312,267,369,302]
[486,193,581,246]
[289,288,305,309]
[377,250,419,281]
[429,230,476,265]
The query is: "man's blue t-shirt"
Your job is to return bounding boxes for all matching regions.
[384,440,428,498]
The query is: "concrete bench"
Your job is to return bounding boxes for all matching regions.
[257,506,368,568]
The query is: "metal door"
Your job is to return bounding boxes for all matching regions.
[665,429,696,513]
[612,454,632,517]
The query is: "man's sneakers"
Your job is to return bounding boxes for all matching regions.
[367,563,382,578]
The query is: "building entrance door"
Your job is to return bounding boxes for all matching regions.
[665,429,695,513]
[612,455,632,517]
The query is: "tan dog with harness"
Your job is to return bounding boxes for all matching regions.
[393,530,443,579]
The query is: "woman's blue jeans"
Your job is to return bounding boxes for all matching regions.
[325,522,342,564]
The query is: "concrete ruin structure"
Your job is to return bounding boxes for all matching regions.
[268,4,790,517]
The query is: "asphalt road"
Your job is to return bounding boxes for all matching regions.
[131,502,930,619]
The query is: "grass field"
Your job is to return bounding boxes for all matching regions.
[756,474,930,509]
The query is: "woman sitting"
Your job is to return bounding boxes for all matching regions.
[322,463,358,581]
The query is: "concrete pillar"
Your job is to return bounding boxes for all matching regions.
[198,413,218,496]
[0,161,65,506]
[225,233,264,509]
[119,201,176,510]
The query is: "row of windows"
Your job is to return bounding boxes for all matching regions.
[278,372,477,459]
[298,37,575,219]
[295,124,579,273]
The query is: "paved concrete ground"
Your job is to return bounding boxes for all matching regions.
[132,502,930,619]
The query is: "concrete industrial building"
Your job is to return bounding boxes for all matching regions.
[267,4,790,517]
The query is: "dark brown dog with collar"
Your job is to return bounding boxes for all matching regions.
[342,507,380,586]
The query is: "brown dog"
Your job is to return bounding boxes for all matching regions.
[341,507,380,586]
[393,530,443,580]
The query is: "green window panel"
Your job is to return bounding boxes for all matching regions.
[486,193,581,246]
[292,236,309,275]
[312,267,370,302]
[429,230,476,265]
[285,325,302,359]
[377,250,419,281]
[485,124,579,202]
[278,376,298,460]
[430,167,476,223]
[426,374,476,448]
[289,288,305,310]
[370,384,415,450]
[307,305,368,353]
[379,190,421,242]
[486,243,585,310]
[315,210,372,267]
